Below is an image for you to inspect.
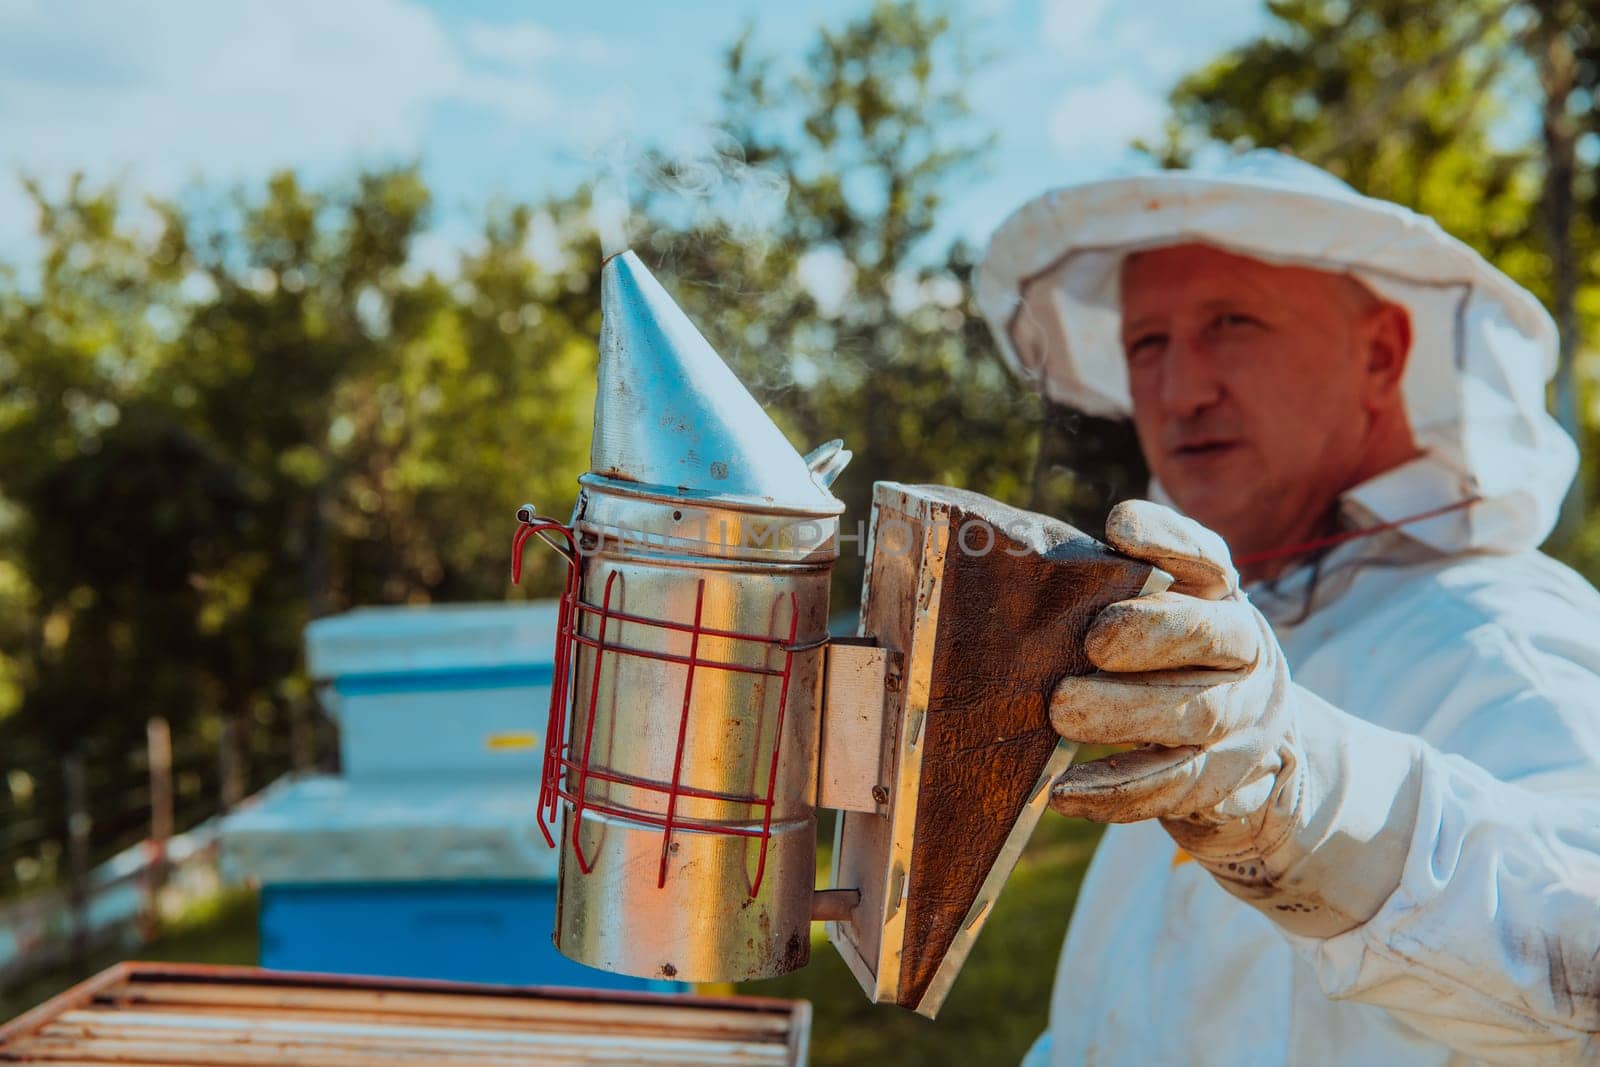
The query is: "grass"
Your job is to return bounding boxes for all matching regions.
[738,814,1103,1066]
[2,818,1101,1064]
[0,889,259,1022]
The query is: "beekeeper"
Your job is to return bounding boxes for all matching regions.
[975,151,1600,1065]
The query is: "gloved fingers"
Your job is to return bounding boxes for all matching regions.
[1049,742,1261,823]
[1105,500,1238,600]
[1050,670,1249,747]
[1085,591,1260,672]
[1049,745,1208,823]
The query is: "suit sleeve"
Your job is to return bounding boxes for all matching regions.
[1277,621,1600,1064]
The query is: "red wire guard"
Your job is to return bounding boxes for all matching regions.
[512,511,801,896]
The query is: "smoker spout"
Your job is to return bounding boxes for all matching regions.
[591,250,845,514]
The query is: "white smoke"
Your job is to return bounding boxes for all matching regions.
[580,126,803,398]
[588,136,634,259]
[591,174,632,260]
[583,126,789,260]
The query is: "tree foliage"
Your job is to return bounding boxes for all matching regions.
[0,169,600,889]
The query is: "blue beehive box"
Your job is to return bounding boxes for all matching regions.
[222,603,673,992]
[307,603,561,783]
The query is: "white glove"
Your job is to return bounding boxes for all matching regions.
[1050,500,1425,938]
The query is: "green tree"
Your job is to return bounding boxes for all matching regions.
[396,198,600,603]
[0,178,226,847]
[0,168,601,892]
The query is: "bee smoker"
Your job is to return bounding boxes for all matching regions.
[514,251,1155,1016]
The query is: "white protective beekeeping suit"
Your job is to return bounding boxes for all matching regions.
[975,151,1600,1065]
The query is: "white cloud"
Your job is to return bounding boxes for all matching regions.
[1098,3,1262,81]
[1048,75,1167,156]
[0,1,611,263]
[0,1,460,182]
[1104,20,1190,81]
[464,21,563,63]
[462,21,622,67]
[453,71,558,125]
[1042,0,1113,56]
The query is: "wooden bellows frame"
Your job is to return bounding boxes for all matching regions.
[826,483,1155,1016]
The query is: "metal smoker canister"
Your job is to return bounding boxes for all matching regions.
[536,251,850,983]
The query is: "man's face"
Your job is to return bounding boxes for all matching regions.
[1119,243,1411,560]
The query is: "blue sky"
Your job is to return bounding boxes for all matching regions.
[0,0,1268,272]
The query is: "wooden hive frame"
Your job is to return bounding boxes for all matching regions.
[0,962,811,1065]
